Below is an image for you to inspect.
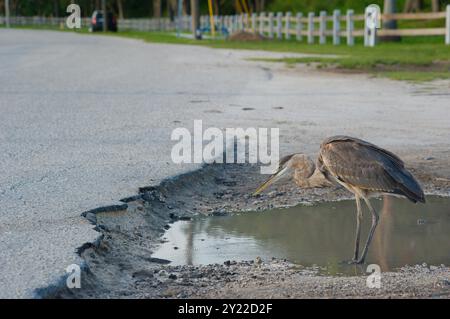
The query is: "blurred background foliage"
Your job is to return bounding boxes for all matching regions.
[0,0,449,18]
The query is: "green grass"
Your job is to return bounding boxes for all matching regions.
[380,71,450,82]
[5,25,450,82]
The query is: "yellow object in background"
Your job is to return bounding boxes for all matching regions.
[208,0,216,37]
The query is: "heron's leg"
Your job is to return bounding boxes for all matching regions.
[351,195,363,262]
[356,196,379,264]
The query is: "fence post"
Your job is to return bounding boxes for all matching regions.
[364,10,369,46]
[296,12,303,41]
[219,15,224,32]
[308,12,314,44]
[364,6,378,47]
[446,5,450,45]
[259,12,265,36]
[319,11,326,44]
[252,13,257,33]
[285,11,291,40]
[346,10,354,46]
[333,9,340,45]
[244,13,248,31]
[276,12,283,39]
[268,12,274,38]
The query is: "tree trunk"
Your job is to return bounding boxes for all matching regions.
[153,0,161,18]
[183,0,189,15]
[403,0,422,12]
[52,0,58,17]
[191,0,200,38]
[213,0,219,15]
[382,0,401,42]
[117,0,124,19]
[102,0,107,32]
[431,0,439,12]
[12,0,17,16]
[168,0,177,21]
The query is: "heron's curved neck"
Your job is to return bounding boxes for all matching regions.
[298,165,332,188]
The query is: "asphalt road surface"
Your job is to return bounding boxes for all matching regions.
[0,29,449,298]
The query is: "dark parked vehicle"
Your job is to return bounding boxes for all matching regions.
[90,10,117,32]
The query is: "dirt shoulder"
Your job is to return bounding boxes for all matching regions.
[133,261,450,299]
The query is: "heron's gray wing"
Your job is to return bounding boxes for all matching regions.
[320,136,404,167]
[320,141,395,192]
[320,137,424,202]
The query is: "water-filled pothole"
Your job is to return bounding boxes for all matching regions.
[152,196,450,275]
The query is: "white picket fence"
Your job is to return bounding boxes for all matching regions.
[205,6,450,45]
[119,17,186,31]
[0,16,92,28]
[1,5,449,46]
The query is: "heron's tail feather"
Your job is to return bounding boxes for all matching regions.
[398,183,426,203]
[388,167,426,203]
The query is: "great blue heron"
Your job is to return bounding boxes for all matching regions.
[254,136,425,264]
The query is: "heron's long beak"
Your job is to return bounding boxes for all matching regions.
[253,166,289,196]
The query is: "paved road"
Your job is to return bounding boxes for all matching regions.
[0,29,449,298]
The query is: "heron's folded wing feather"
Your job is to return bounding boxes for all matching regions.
[320,140,401,193]
[320,137,425,202]
[321,135,404,168]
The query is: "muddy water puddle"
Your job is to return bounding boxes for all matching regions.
[152,196,450,275]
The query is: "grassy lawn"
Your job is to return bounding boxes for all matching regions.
[5,25,450,82]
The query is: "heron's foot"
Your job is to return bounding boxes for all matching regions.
[347,258,365,265]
